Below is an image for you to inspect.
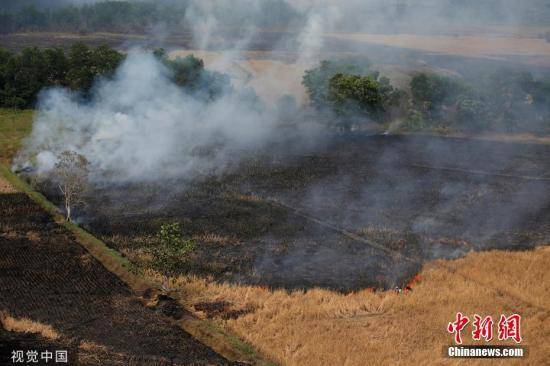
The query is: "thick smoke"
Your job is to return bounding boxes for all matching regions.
[13,0,342,180]
[15,51,278,182]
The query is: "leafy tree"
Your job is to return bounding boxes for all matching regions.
[152,223,196,273]
[65,43,93,92]
[0,44,124,108]
[303,59,373,110]
[410,73,469,117]
[2,47,48,108]
[327,73,405,127]
[15,5,47,31]
[0,1,300,34]
[409,72,485,131]
[159,54,230,101]
[303,58,406,129]
[43,47,69,85]
[328,74,384,120]
[65,43,124,94]
[455,96,489,132]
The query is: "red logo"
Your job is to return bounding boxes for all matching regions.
[447,312,469,344]
[448,313,522,344]
[498,314,522,343]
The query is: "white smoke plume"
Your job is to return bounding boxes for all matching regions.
[15,51,277,182]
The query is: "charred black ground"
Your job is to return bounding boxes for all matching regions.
[0,192,232,365]
[39,135,550,292]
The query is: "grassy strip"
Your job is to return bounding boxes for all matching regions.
[0,163,271,365]
[183,319,277,366]
[0,109,34,164]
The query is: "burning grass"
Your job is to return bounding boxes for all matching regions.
[139,247,550,365]
[142,244,550,365]
[76,135,550,292]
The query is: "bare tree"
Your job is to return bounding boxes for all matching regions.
[54,150,89,222]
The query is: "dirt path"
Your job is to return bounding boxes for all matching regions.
[0,176,233,365]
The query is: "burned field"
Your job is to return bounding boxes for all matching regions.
[0,186,233,365]
[69,135,550,292]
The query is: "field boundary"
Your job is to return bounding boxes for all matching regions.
[0,163,273,366]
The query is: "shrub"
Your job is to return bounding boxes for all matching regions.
[152,223,196,272]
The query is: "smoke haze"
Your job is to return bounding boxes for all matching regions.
[15,51,280,182]
[13,0,550,178]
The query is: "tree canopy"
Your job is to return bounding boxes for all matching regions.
[0,43,124,108]
[407,70,550,133]
[303,59,405,129]
[0,44,232,109]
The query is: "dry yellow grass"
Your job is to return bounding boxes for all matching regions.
[193,233,239,245]
[144,244,550,366]
[0,312,61,340]
[0,174,17,194]
[169,50,308,106]
[325,33,550,60]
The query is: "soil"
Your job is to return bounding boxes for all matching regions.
[0,190,234,365]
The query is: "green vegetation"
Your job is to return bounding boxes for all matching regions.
[303,59,405,130]
[407,72,483,131]
[328,73,404,123]
[154,48,230,101]
[0,0,299,34]
[0,44,124,108]
[0,108,33,163]
[304,59,550,134]
[152,223,197,273]
[406,70,550,134]
[0,45,231,109]
[0,1,188,34]
[303,59,373,110]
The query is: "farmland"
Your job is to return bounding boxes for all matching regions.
[2,104,550,364]
[0,174,237,365]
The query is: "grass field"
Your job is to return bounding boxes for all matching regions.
[144,246,550,365]
[0,109,33,164]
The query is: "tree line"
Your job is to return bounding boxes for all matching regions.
[0,0,299,34]
[0,44,230,109]
[0,43,124,108]
[0,1,188,34]
[303,59,550,134]
[2,44,549,135]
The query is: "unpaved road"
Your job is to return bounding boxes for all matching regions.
[0,176,233,365]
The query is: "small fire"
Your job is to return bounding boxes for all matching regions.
[405,274,422,291]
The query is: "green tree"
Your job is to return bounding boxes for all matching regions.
[2,47,48,108]
[302,59,373,110]
[152,223,196,273]
[65,43,94,92]
[66,43,123,94]
[160,54,230,100]
[43,47,68,85]
[328,73,384,120]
